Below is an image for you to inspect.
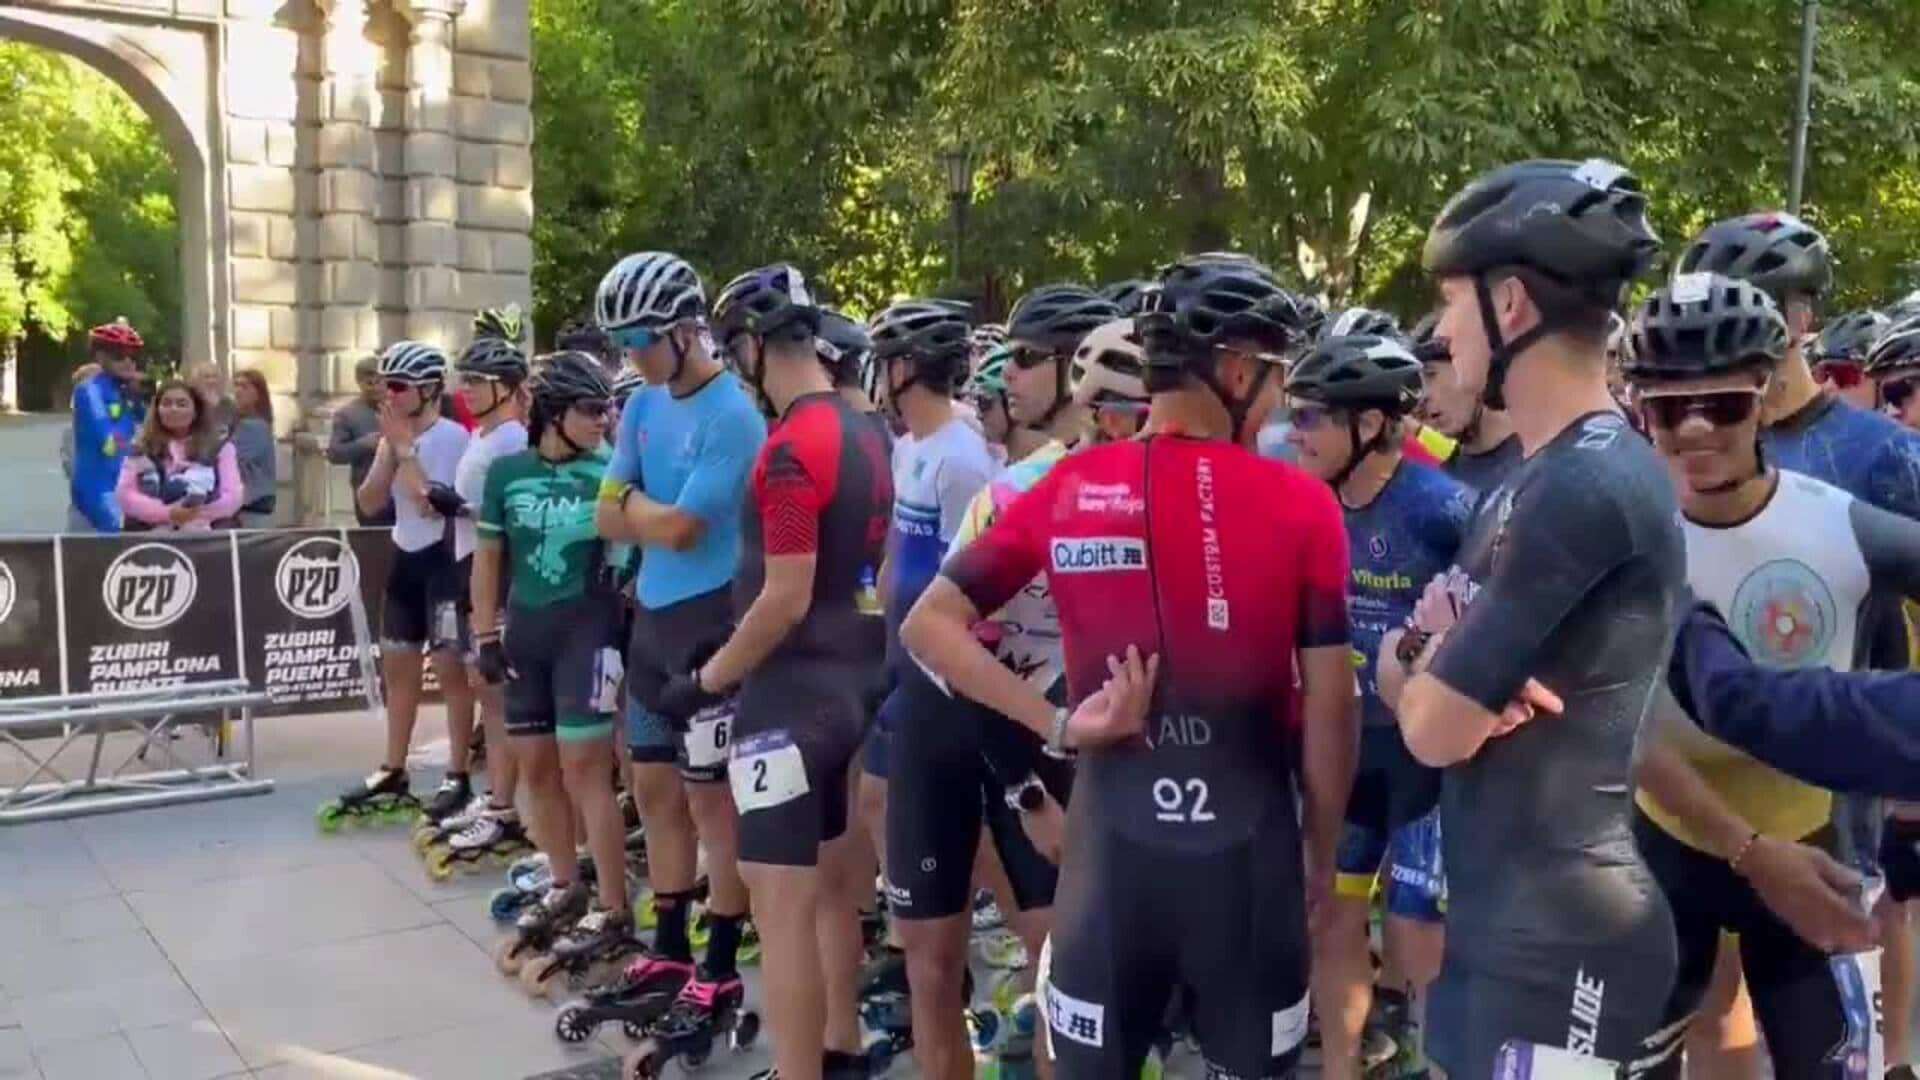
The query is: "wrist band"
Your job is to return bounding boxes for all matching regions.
[1728,830,1761,873]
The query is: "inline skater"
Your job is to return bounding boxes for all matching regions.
[970,323,1009,367]
[904,251,1357,1080]
[653,264,892,1080]
[1097,279,1151,316]
[886,284,1117,1080]
[1374,158,1681,1077]
[595,252,769,1031]
[416,336,534,869]
[857,299,994,944]
[69,319,148,532]
[1811,310,1893,412]
[1680,212,1920,1071]
[1409,309,1524,496]
[473,352,633,985]
[1068,316,1151,444]
[1621,272,1918,1077]
[1282,334,1470,1080]
[1871,320,1920,426]
[963,346,1019,464]
[816,307,883,420]
[472,304,525,346]
[330,342,477,826]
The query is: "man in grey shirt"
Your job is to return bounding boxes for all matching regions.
[328,355,395,527]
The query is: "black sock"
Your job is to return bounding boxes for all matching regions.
[652,890,696,963]
[702,911,747,980]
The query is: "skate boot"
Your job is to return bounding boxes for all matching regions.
[524,902,642,998]
[426,809,534,881]
[419,772,473,828]
[1363,987,1420,1079]
[413,791,486,853]
[490,851,553,922]
[971,888,1006,934]
[970,992,1039,1080]
[316,767,419,832]
[552,952,695,1043]
[621,968,759,1080]
[492,878,588,979]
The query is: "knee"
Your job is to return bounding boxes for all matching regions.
[633,768,689,825]
[902,933,968,995]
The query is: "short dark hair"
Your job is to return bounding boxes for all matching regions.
[1493,266,1614,346]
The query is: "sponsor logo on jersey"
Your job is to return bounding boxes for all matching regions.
[1043,981,1105,1048]
[1729,557,1838,667]
[1050,537,1145,574]
[1566,968,1605,1055]
[0,559,15,626]
[274,537,361,619]
[103,544,197,631]
[1074,481,1144,516]
[1368,534,1389,560]
[1352,568,1413,592]
[1196,457,1228,629]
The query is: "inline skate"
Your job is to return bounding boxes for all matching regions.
[425,810,534,881]
[316,767,420,832]
[620,971,760,1080]
[489,851,599,923]
[553,953,695,1044]
[417,773,473,831]
[522,902,643,998]
[494,879,589,979]
[969,992,1039,1080]
[413,790,486,853]
[858,946,973,1072]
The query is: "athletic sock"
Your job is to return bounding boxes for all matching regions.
[702,911,746,980]
[652,890,696,964]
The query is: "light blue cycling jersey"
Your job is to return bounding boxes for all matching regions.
[601,370,767,610]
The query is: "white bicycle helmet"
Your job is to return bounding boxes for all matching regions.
[595,252,706,332]
[1070,317,1150,408]
[377,341,449,384]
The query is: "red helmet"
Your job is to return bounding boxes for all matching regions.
[88,319,144,355]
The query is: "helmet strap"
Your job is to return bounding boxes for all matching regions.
[1031,354,1072,431]
[409,381,441,420]
[667,325,690,386]
[1473,273,1552,412]
[1194,359,1273,445]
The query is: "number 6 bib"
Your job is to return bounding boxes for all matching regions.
[684,701,735,771]
[729,729,809,813]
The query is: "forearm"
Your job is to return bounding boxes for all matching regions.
[392,456,430,509]
[356,444,396,517]
[1300,686,1358,870]
[1377,628,1411,710]
[703,587,806,691]
[601,488,701,551]
[901,594,1055,740]
[1634,738,1756,859]
[471,546,504,636]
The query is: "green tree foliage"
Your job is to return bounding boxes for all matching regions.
[0,44,180,363]
[529,0,1920,324]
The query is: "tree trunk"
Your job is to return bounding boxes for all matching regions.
[0,335,17,413]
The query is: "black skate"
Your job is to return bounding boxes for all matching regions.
[419,772,473,826]
[316,767,419,832]
[620,971,760,1080]
[552,952,695,1043]
[493,879,589,980]
[522,903,642,999]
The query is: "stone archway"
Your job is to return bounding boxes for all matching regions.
[0,0,534,523]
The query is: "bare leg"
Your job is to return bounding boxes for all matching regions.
[517,736,576,883]
[432,646,476,774]
[686,782,748,917]
[559,735,627,912]
[746,861,827,1080]
[469,674,518,802]
[1312,892,1372,1080]
[381,647,424,769]
[1883,899,1915,1068]
[1683,939,1761,1080]
[818,828,868,1055]
[632,762,696,890]
[900,910,972,1080]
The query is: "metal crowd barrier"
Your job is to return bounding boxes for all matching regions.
[0,678,274,824]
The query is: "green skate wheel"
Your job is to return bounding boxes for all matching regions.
[316,804,343,833]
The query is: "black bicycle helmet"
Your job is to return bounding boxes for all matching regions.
[1409,311,1449,364]
[816,308,872,387]
[1099,279,1153,317]
[1624,272,1788,381]
[471,305,525,343]
[1867,319,1920,377]
[1286,334,1424,413]
[1811,310,1891,364]
[610,368,646,408]
[1138,254,1300,361]
[1883,291,1920,326]
[457,336,530,383]
[1675,212,1831,305]
[556,318,613,361]
[869,300,972,396]
[1318,307,1404,344]
[712,264,821,345]
[1424,158,1658,409]
[1008,285,1122,356]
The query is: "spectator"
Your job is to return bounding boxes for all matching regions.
[115,379,243,532]
[230,368,278,528]
[70,320,147,532]
[185,362,236,440]
[59,362,103,485]
[328,355,395,527]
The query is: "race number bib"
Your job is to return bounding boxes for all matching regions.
[589,647,624,715]
[1492,1041,1621,1079]
[729,729,808,813]
[1830,949,1884,1080]
[684,702,735,770]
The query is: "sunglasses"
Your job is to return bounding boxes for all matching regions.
[1814,360,1865,389]
[384,380,419,395]
[1010,345,1063,371]
[569,399,613,419]
[1883,377,1920,411]
[1636,388,1763,430]
[610,325,666,352]
[1279,402,1337,431]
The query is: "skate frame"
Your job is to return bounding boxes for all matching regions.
[0,679,274,824]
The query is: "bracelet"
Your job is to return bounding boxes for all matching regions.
[1728,830,1761,873]
[1394,627,1433,668]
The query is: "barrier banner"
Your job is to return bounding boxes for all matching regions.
[59,533,242,695]
[236,529,394,716]
[0,539,63,698]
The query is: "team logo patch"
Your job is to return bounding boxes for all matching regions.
[1043,981,1105,1048]
[1367,534,1389,560]
[274,537,360,619]
[1050,537,1146,574]
[1729,558,1837,667]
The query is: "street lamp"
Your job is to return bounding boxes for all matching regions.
[941,146,973,283]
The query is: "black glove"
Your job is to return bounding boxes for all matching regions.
[474,638,513,685]
[425,482,468,518]
[657,670,722,732]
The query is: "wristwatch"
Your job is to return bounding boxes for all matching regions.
[1044,706,1071,759]
[1004,775,1047,813]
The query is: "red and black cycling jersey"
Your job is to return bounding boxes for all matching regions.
[942,434,1350,726]
[735,391,893,667]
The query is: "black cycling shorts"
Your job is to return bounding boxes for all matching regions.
[503,596,622,743]
[382,542,460,651]
[884,668,1063,920]
[1634,813,1851,1078]
[1883,817,1920,902]
[1335,725,1443,918]
[627,586,736,782]
[730,657,866,868]
[428,555,473,659]
[1041,809,1309,1080]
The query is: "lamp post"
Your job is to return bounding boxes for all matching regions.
[941,146,973,286]
[1787,0,1818,213]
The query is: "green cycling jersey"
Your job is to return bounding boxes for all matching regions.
[478,446,611,610]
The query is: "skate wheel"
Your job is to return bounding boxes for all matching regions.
[520,954,561,998]
[623,1040,663,1080]
[683,1045,710,1069]
[493,937,527,977]
[488,889,523,923]
[622,1021,649,1041]
[315,806,343,833]
[426,851,454,882]
[553,1002,595,1044]
[730,1010,760,1050]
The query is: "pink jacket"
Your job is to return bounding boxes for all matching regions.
[116,439,244,530]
